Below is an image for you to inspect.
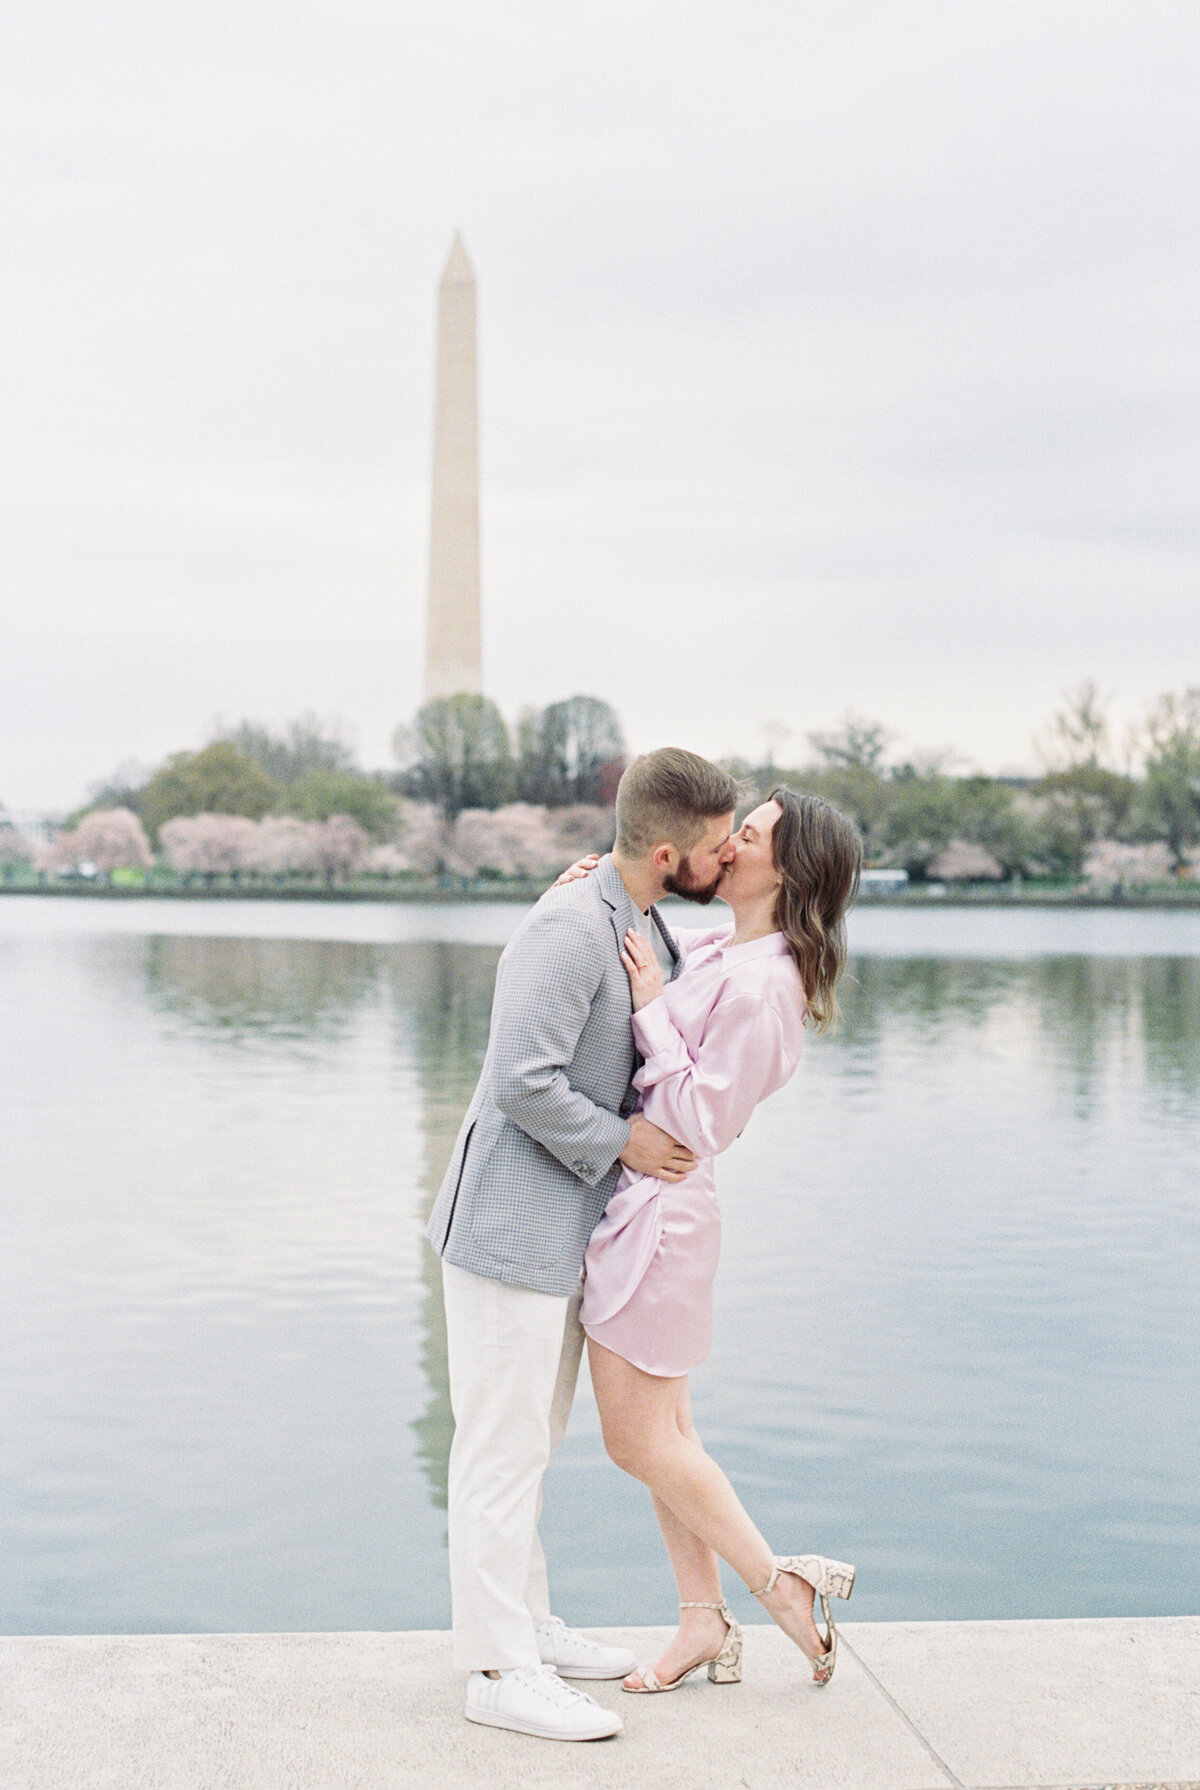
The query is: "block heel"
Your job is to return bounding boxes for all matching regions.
[623,1599,743,1693]
[751,1553,859,1688]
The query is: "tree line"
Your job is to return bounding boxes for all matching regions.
[38,694,627,844]
[0,696,627,884]
[3,682,1199,888]
[738,684,1200,881]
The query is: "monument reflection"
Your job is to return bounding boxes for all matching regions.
[384,942,499,1511]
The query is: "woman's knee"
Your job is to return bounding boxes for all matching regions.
[600,1417,654,1479]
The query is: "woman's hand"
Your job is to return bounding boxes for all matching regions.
[553,853,599,888]
[620,928,664,1012]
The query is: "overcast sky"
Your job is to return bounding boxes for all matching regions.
[3,1,1199,811]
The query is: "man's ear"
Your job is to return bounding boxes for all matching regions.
[651,843,676,873]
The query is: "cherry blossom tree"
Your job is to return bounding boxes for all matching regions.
[392,800,450,875]
[34,833,79,875]
[244,816,322,877]
[448,805,560,879]
[310,815,369,882]
[35,808,153,876]
[547,804,614,863]
[926,841,1004,882]
[73,808,154,872]
[160,814,260,877]
[1082,840,1174,888]
[363,841,410,876]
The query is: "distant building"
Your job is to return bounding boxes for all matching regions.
[859,867,909,892]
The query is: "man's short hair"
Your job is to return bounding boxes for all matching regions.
[614,749,738,857]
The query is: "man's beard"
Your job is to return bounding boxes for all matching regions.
[663,854,724,906]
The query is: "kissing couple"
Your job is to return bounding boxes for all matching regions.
[426,747,862,1742]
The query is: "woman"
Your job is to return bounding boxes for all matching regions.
[566,789,861,1694]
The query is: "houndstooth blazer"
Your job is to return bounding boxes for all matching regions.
[426,854,680,1296]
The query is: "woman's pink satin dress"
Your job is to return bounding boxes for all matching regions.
[581,926,806,1378]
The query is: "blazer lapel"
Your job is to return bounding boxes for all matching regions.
[595,854,639,963]
[595,858,682,984]
[648,904,682,981]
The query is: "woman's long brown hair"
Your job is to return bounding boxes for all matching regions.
[769,788,862,1032]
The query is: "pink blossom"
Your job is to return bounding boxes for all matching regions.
[363,841,410,875]
[73,808,154,872]
[160,814,260,875]
[35,808,153,874]
[35,832,82,874]
[448,805,560,878]
[548,804,615,861]
[393,801,450,874]
[244,816,323,876]
[1082,840,1174,886]
[927,840,1004,882]
[311,815,369,880]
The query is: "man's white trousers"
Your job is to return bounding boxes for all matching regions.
[441,1259,583,1672]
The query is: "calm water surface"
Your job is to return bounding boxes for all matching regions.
[2,896,1198,1634]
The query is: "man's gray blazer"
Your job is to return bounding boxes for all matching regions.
[426,854,680,1296]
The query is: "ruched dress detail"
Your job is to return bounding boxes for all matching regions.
[580,927,806,1377]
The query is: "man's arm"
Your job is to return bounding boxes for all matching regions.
[489,904,695,1186]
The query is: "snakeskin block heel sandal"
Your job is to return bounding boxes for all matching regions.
[623,1599,744,1693]
[751,1554,856,1687]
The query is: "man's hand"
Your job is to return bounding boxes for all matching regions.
[619,1116,698,1183]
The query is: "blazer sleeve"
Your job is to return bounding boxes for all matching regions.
[490,904,632,1186]
[632,985,802,1159]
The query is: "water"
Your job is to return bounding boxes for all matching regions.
[2,896,1197,1635]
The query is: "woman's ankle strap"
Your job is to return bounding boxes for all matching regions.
[750,1564,781,1599]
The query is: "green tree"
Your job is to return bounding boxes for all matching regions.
[879,771,1034,880]
[1032,683,1134,869]
[404,694,514,820]
[808,714,891,772]
[880,770,960,878]
[221,715,355,788]
[1139,688,1200,869]
[800,715,894,857]
[1037,679,1114,771]
[138,741,282,842]
[953,777,1037,875]
[1032,766,1136,872]
[516,695,626,805]
[83,758,154,818]
[286,769,397,837]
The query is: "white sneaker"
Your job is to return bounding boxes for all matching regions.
[465,1666,622,1741]
[535,1615,638,1680]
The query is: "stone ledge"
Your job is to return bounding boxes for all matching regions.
[1,1617,1197,1790]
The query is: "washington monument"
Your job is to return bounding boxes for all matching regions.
[424,234,482,700]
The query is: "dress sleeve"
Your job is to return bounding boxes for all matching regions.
[631,983,803,1159]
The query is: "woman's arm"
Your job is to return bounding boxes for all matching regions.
[632,985,802,1160]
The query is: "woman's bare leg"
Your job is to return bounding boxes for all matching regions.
[626,1382,729,1688]
[588,1338,827,1664]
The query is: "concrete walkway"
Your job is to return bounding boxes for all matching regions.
[2,1619,1198,1790]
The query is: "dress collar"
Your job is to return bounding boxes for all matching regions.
[720,929,791,964]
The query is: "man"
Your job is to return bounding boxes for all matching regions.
[426,747,739,1741]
